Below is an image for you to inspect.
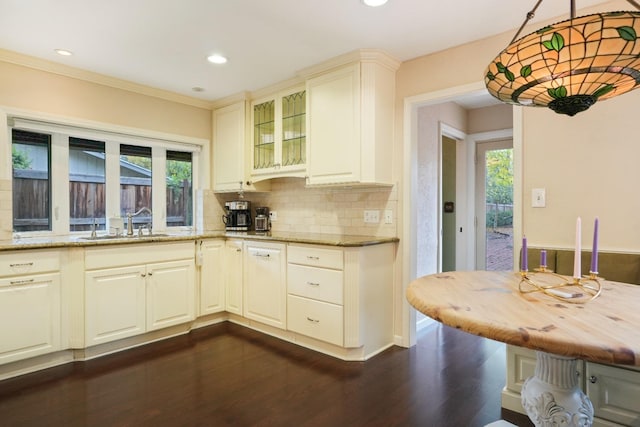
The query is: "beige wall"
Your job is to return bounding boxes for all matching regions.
[0,58,212,239]
[467,104,512,135]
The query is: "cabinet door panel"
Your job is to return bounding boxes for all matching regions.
[213,101,246,192]
[200,240,225,315]
[587,362,640,425]
[306,65,360,185]
[244,243,286,329]
[225,240,244,315]
[147,260,195,331]
[85,266,146,346]
[0,273,61,364]
[287,294,343,346]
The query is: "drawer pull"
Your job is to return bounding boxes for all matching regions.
[306,317,320,323]
[9,262,34,268]
[10,278,35,285]
[589,375,597,384]
[307,281,320,286]
[306,256,320,261]
[254,253,270,258]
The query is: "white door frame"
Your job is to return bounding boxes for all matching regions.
[400,82,523,347]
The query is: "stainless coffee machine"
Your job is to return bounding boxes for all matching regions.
[223,200,251,231]
[255,207,270,232]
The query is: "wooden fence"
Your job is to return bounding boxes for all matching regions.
[13,178,191,232]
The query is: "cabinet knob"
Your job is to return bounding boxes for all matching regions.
[141,273,146,277]
[589,375,597,384]
[148,272,153,276]
[236,248,242,252]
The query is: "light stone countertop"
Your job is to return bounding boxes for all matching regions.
[0,230,399,251]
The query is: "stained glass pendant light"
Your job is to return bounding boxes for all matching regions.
[485,0,640,116]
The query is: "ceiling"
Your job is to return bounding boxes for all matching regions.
[0,0,612,104]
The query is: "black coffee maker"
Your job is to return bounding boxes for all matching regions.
[223,200,251,231]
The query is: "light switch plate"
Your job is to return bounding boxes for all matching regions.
[364,210,380,223]
[532,188,546,208]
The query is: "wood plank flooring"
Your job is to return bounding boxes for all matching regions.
[0,322,531,426]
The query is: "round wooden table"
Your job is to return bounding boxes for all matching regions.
[406,270,640,427]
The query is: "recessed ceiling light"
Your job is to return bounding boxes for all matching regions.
[192,87,205,92]
[362,0,388,6]
[54,49,73,56]
[207,54,228,64]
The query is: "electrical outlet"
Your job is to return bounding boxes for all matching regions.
[364,210,380,223]
[384,210,393,224]
[269,211,277,221]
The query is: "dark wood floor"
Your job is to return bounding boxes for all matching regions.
[0,321,531,427]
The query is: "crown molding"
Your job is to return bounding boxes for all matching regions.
[0,48,214,110]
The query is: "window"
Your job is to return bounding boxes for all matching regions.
[166,151,192,227]
[12,130,51,232]
[69,138,106,232]
[9,118,202,236]
[119,144,152,227]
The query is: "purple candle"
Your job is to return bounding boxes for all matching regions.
[591,217,599,273]
[521,236,528,271]
[540,250,547,268]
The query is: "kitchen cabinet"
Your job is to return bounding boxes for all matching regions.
[0,250,61,365]
[225,239,244,315]
[286,242,395,359]
[502,346,640,426]
[251,86,307,180]
[243,241,287,329]
[85,242,195,346]
[212,100,269,193]
[198,239,225,316]
[287,245,344,346]
[303,51,400,186]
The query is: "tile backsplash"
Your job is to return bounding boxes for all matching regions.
[200,178,398,237]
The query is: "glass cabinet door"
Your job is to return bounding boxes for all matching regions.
[281,91,306,167]
[253,100,275,170]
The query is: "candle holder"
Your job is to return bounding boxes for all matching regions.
[518,268,602,303]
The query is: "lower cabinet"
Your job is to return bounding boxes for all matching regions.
[225,240,244,315]
[243,241,287,329]
[199,239,225,316]
[84,243,195,347]
[0,272,61,364]
[0,249,62,365]
[503,345,640,426]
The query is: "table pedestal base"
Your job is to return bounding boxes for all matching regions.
[521,351,594,427]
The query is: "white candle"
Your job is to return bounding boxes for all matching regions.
[573,217,582,279]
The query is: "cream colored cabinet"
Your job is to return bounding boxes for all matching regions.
[225,239,244,315]
[586,362,640,426]
[503,346,640,426]
[251,87,306,180]
[287,245,344,346]
[286,243,395,359]
[85,265,146,345]
[85,242,195,346]
[146,259,195,331]
[243,241,287,329]
[0,250,61,365]
[304,51,399,186]
[213,100,269,193]
[198,239,225,316]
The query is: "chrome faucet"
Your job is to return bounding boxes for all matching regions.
[127,207,152,236]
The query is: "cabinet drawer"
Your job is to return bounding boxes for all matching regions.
[0,250,59,277]
[287,294,343,346]
[587,362,640,425]
[288,245,343,270]
[287,264,343,305]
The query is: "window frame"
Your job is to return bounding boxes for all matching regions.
[9,116,205,237]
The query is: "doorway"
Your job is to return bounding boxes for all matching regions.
[441,135,457,272]
[475,139,514,270]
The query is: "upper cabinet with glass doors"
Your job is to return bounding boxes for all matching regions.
[251,87,306,180]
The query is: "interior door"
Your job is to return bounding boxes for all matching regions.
[475,138,513,270]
